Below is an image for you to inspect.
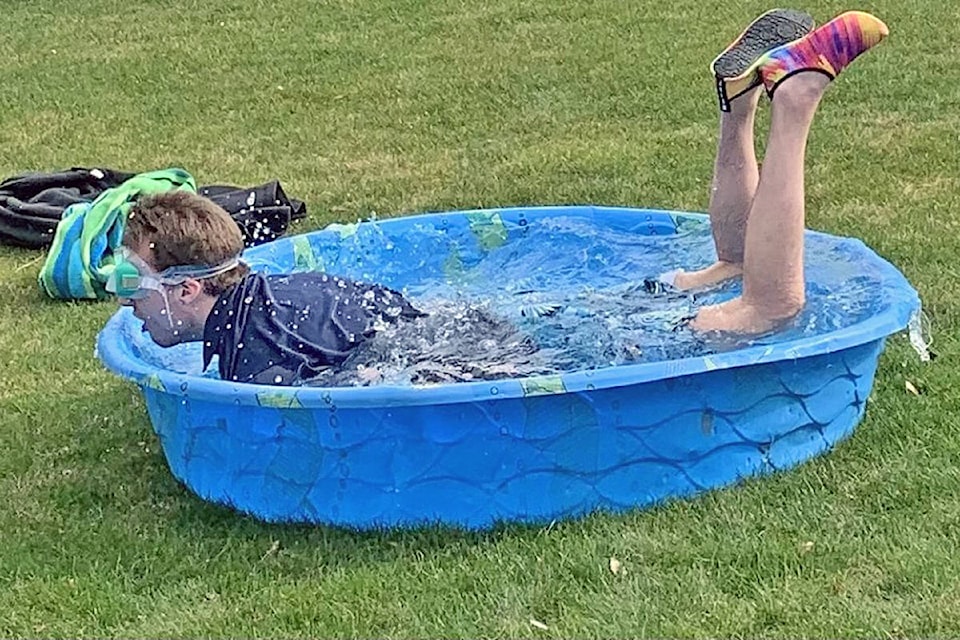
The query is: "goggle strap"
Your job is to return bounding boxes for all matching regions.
[157,257,241,283]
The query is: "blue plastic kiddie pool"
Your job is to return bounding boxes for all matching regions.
[96,206,921,529]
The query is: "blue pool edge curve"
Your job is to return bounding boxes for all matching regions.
[96,207,921,410]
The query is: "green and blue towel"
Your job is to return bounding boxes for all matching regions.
[38,168,196,300]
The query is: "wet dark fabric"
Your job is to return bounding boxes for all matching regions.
[0,167,308,249]
[198,181,307,247]
[0,167,136,248]
[202,272,425,385]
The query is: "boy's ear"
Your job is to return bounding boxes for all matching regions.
[177,278,205,302]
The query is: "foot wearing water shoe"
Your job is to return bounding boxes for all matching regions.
[713,8,815,112]
[758,10,889,99]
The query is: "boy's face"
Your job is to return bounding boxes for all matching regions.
[121,284,184,347]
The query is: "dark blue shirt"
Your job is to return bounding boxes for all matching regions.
[202,272,423,385]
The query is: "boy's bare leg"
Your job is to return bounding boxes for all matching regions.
[671,9,814,291]
[692,10,889,334]
[691,73,829,334]
[672,88,760,290]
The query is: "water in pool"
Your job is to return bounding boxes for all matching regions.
[122,215,887,386]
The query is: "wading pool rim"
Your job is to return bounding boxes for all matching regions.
[96,206,920,409]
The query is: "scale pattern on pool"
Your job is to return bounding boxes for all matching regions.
[144,339,879,526]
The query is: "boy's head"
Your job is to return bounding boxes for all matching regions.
[116,191,249,346]
[124,190,248,295]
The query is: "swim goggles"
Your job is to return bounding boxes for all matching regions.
[106,246,241,299]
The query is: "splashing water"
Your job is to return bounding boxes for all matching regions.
[307,299,550,386]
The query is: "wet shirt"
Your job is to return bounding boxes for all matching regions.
[202,272,424,385]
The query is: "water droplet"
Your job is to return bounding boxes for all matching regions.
[243,296,254,305]
[274,375,283,384]
[225,323,232,329]
[237,342,244,349]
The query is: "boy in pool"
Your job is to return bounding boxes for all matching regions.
[109,8,888,385]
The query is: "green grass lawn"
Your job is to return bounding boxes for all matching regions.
[1,0,959,636]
